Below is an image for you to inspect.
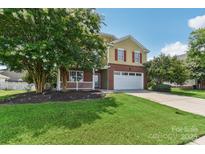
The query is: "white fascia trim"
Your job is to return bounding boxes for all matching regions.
[117,48,125,50]
[134,50,140,53]
[107,43,114,47]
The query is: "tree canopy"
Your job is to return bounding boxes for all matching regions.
[145,54,188,85]
[0,9,106,93]
[187,28,205,82]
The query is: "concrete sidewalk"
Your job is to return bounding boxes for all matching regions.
[187,136,205,145]
[127,90,205,145]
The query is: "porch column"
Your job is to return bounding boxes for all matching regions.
[57,68,61,91]
[92,68,95,90]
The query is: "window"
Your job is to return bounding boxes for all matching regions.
[114,71,121,75]
[69,71,83,82]
[136,73,142,76]
[129,72,135,76]
[134,52,140,63]
[122,72,128,76]
[118,49,124,61]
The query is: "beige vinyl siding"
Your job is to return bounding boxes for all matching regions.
[108,38,147,66]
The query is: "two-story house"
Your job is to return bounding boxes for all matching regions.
[57,33,149,90]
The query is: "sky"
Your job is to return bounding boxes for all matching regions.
[1,9,205,69]
[97,8,205,60]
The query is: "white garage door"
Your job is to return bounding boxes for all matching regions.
[114,71,144,90]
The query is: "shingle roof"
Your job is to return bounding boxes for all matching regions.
[0,74,9,79]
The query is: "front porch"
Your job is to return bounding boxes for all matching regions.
[56,69,105,91]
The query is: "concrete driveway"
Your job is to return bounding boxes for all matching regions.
[127,90,205,117]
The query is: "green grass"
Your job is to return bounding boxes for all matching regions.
[0,93,205,144]
[171,88,205,99]
[0,90,26,100]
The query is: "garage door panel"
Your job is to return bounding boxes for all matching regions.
[114,71,143,90]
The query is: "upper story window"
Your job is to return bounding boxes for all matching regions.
[69,71,84,82]
[117,48,125,61]
[134,51,140,63]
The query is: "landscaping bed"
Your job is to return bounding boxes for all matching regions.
[0,90,104,104]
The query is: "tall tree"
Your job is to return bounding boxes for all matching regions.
[145,54,188,85]
[0,9,106,93]
[145,54,171,84]
[169,56,189,85]
[187,28,205,85]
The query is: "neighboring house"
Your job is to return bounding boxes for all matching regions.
[0,69,25,82]
[0,69,34,90]
[57,33,149,90]
[0,74,9,82]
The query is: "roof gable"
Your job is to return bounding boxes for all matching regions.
[111,35,150,52]
[100,33,118,43]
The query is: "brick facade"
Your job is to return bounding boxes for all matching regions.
[83,71,92,81]
[63,65,147,90]
[107,63,147,90]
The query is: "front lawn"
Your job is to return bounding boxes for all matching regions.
[0,90,26,100]
[171,88,205,99]
[0,93,205,144]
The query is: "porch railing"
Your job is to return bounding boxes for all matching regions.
[66,81,93,90]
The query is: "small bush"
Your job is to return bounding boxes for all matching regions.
[152,84,171,92]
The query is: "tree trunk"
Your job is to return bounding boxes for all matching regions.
[24,61,49,94]
[28,64,47,94]
[35,77,45,93]
[60,67,68,92]
[33,71,46,93]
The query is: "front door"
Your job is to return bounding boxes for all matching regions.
[94,74,100,88]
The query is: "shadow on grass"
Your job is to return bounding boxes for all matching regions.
[170,88,205,99]
[0,96,119,143]
[171,91,197,97]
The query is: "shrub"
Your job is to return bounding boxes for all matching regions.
[147,81,157,90]
[152,84,171,92]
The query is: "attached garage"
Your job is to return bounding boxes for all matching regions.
[114,71,144,90]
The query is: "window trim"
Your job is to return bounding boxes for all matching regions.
[69,70,84,82]
[117,48,125,61]
[134,51,141,63]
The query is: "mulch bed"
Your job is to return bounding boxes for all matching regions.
[0,90,104,105]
